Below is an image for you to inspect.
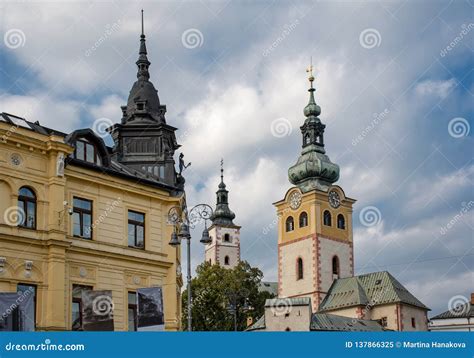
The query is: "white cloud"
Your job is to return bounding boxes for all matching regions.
[0,94,81,133]
[415,79,457,99]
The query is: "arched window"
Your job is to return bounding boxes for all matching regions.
[285,216,294,232]
[224,256,230,265]
[285,327,291,331]
[304,133,310,145]
[224,233,230,242]
[299,212,308,227]
[297,258,303,280]
[323,210,332,226]
[337,214,345,229]
[18,187,36,229]
[332,256,339,279]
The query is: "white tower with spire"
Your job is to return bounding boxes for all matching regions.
[205,160,241,268]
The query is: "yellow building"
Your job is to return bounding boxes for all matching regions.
[0,23,183,331]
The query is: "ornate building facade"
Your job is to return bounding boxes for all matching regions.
[0,17,183,331]
[205,163,241,268]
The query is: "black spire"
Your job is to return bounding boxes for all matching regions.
[211,159,236,226]
[137,9,150,80]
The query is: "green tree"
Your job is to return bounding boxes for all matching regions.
[182,261,274,331]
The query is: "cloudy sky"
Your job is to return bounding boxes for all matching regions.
[0,0,472,316]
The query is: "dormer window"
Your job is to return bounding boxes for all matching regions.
[75,139,101,165]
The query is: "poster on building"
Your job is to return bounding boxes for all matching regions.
[0,291,35,331]
[81,290,114,331]
[137,287,164,331]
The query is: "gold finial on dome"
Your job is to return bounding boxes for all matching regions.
[306,57,314,85]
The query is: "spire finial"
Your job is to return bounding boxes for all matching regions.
[306,57,314,89]
[141,9,144,36]
[220,158,224,182]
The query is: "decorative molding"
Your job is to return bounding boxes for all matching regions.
[0,257,6,273]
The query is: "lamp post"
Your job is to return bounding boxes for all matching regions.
[226,289,251,331]
[168,201,213,331]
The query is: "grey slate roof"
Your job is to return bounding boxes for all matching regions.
[431,302,473,320]
[258,282,278,297]
[311,313,385,331]
[265,297,311,307]
[246,313,386,332]
[318,271,429,312]
[0,113,180,193]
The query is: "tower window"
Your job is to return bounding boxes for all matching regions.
[285,216,294,232]
[323,210,332,226]
[297,258,303,280]
[224,233,230,242]
[17,187,36,229]
[337,214,345,229]
[224,256,230,265]
[332,256,339,279]
[304,133,310,145]
[299,212,308,227]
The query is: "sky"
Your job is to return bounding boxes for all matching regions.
[0,0,472,317]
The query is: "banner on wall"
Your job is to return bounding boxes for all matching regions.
[0,291,35,331]
[81,290,114,331]
[137,287,164,331]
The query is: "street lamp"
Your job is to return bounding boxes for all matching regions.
[167,201,213,331]
[226,288,251,331]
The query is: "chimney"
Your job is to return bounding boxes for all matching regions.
[246,316,254,327]
[471,293,474,305]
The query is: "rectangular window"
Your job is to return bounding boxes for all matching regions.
[380,317,387,327]
[17,284,37,330]
[73,197,92,239]
[75,141,85,161]
[128,292,137,331]
[71,285,92,331]
[128,210,145,249]
[411,317,416,328]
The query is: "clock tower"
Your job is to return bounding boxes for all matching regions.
[274,68,355,312]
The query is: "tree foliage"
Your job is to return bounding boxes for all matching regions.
[182,261,275,331]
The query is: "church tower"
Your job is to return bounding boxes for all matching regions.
[274,66,356,312]
[205,161,241,268]
[108,11,181,188]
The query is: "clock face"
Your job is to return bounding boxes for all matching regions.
[289,191,302,210]
[328,190,341,208]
